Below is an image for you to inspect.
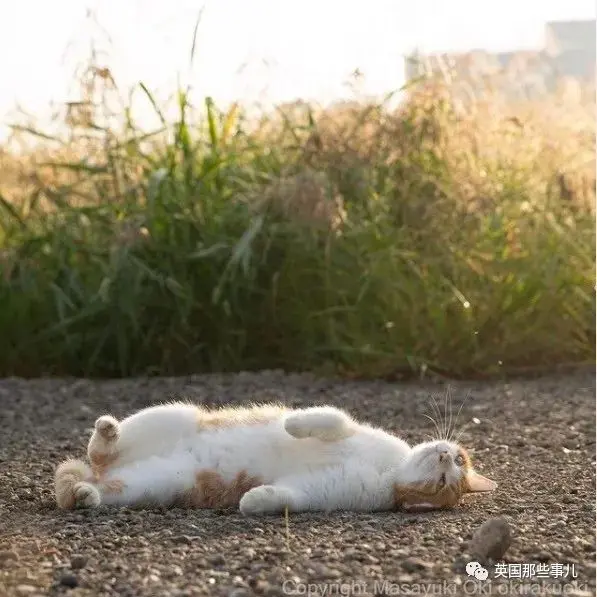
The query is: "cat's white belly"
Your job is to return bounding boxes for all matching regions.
[100,420,410,507]
[178,421,410,482]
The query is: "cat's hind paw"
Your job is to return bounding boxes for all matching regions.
[73,482,102,508]
[95,415,120,441]
[239,485,294,516]
[88,415,120,469]
[55,459,94,509]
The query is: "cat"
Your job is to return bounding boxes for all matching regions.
[54,403,497,514]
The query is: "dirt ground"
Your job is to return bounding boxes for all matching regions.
[0,370,595,596]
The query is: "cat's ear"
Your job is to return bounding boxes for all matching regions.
[465,470,497,493]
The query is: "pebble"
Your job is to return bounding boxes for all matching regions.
[59,572,79,588]
[311,563,342,579]
[469,517,512,561]
[402,557,433,572]
[173,534,198,545]
[452,554,471,574]
[208,554,226,566]
[397,574,414,583]
[248,578,269,592]
[228,589,251,597]
[0,549,19,562]
[15,586,38,596]
[70,554,88,570]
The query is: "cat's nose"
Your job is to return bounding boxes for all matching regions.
[438,451,451,463]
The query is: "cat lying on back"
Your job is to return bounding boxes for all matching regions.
[55,403,497,514]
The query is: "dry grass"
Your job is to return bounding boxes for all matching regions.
[0,63,594,378]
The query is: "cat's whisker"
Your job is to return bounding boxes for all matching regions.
[422,414,443,441]
[429,394,447,440]
[448,391,472,443]
[438,390,448,441]
[439,392,449,440]
[454,422,472,445]
[442,388,449,440]
[429,394,446,440]
[445,386,455,442]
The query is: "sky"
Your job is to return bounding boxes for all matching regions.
[0,0,594,139]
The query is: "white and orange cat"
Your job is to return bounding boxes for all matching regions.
[55,403,497,514]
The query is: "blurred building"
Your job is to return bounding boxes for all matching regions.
[404,20,596,98]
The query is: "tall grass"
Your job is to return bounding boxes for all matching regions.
[0,64,594,378]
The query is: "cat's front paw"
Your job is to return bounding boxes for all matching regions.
[73,482,101,508]
[239,485,293,516]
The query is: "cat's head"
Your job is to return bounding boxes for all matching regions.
[393,440,496,511]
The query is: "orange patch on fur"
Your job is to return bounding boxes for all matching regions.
[394,477,469,510]
[176,470,263,509]
[89,451,118,479]
[196,404,287,430]
[89,451,118,467]
[458,448,472,471]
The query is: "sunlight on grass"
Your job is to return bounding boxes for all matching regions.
[0,52,594,378]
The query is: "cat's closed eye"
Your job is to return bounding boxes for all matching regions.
[454,455,464,466]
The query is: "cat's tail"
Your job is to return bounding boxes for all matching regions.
[55,459,100,509]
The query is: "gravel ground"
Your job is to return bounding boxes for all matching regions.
[0,370,595,596]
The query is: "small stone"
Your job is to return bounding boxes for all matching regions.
[312,564,342,579]
[70,554,87,570]
[229,589,251,597]
[15,586,38,596]
[452,555,471,574]
[469,517,512,561]
[248,578,269,592]
[59,572,79,588]
[402,557,433,572]
[0,549,19,562]
[173,535,197,545]
[208,554,226,566]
